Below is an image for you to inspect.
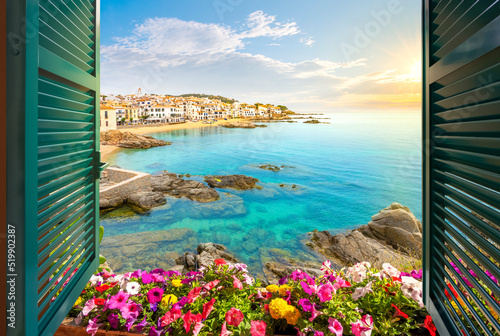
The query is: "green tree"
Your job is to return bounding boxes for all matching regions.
[277,105,288,111]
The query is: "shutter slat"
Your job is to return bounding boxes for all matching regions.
[38,167,93,196]
[39,132,94,146]
[39,119,94,132]
[434,158,500,191]
[434,136,500,154]
[37,175,92,211]
[433,100,500,123]
[39,92,93,113]
[434,147,500,173]
[39,106,94,123]
[433,119,500,135]
[38,157,93,185]
[38,149,93,172]
[433,82,500,110]
[37,185,93,225]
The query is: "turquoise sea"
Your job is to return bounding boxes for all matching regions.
[100,111,422,277]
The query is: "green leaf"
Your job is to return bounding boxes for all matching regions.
[99,226,105,245]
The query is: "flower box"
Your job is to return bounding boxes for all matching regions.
[55,318,143,336]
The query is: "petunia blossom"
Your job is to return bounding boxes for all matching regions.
[351,315,373,336]
[86,317,103,336]
[225,307,244,327]
[424,315,437,336]
[220,322,232,336]
[317,283,335,302]
[82,299,97,316]
[108,314,120,329]
[250,320,266,336]
[232,275,243,290]
[125,281,141,295]
[188,287,202,304]
[121,301,141,320]
[147,288,164,304]
[352,281,373,301]
[204,279,220,291]
[328,317,343,336]
[136,317,149,333]
[202,298,216,320]
[107,291,129,310]
[160,308,182,327]
[391,303,409,319]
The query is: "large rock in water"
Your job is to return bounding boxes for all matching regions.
[204,175,261,190]
[175,243,240,273]
[306,203,421,269]
[101,130,171,148]
[151,172,220,202]
[126,191,166,211]
[220,122,257,128]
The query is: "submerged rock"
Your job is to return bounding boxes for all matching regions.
[304,119,320,124]
[204,174,261,190]
[101,130,171,148]
[220,122,258,129]
[306,203,421,269]
[151,172,220,202]
[259,164,281,172]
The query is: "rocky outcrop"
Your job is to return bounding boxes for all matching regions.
[259,164,291,172]
[304,119,320,124]
[175,243,240,273]
[151,172,220,202]
[101,130,171,148]
[220,122,264,129]
[204,174,262,190]
[306,203,421,269]
[99,196,125,210]
[126,191,167,211]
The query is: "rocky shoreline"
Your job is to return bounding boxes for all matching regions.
[101,130,171,148]
[220,121,267,128]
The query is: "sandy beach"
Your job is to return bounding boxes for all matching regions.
[100,120,232,161]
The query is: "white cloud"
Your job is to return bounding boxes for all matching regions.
[300,36,315,47]
[238,10,300,39]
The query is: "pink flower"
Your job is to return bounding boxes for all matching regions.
[120,301,141,320]
[151,273,165,283]
[352,281,373,301]
[107,291,129,310]
[204,279,220,291]
[202,298,216,319]
[321,260,332,274]
[314,331,324,336]
[225,307,244,327]
[188,286,202,304]
[301,281,320,295]
[82,299,97,316]
[250,320,267,336]
[147,287,164,304]
[317,283,334,302]
[160,308,182,327]
[220,322,232,336]
[86,317,103,336]
[141,273,153,284]
[232,276,243,290]
[351,315,373,336]
[336,278,351,288]
[108,314,120,329]
[193,320,204,336]
[328,317,343,336]
[183,311,202,333]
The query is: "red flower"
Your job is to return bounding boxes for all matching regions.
[225,307,244,327]
[188,287,202,304]
[214,259,226,265]
[94,298,106,306]
[424,315,437,336]
[202,298,216,320]
[392,277,402,283]
[95,284,111,293]
[250,320,267,336]
[391,304,409,319]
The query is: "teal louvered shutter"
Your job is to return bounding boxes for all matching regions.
[423,1,500,336]
[6,0,101,335]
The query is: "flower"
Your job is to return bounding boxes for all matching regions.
[204,279,220,291]
[147,287,164,304]
[141,273,153,284]
[301,281,320,295]
[136,317,149,333]
[160,308,182,327]
[250,320,266,336]
[171,279,182,287]
[95,284,111,293]
[125,281,141,295]
[202,298,216,319]
[314,331,324,336]
[266,285,279,293]
[89,275,103,285]
[214,258,226,265]
[82,299,97,316]
[220,322,232,336]
[321,260,332,274]
[279,285,292,297]
[225,307,244,327]
[424,315,437,336]
[352,281,373,301]
[173,296,188,310]
[120,301,141,320]
[269,298,289,319]
[283,306,300,325]
[298,298,313,312]
[328,317,343,336]
[382,263,401,278]
[158,294,176,308]
[232,275,243,290]
[73,297,82,307]
[93,298,106,306]
[86,317,103,336]
[351,315,373,336]
[188,286,202,304]
[317,283,334,302]
[391,303,409,319]
[108,314,120,329]
[107,291,129,309]
[346,262,370,283]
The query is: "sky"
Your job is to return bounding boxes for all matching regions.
[100,0,422,113]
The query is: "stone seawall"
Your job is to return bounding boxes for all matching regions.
[100,167,151,200]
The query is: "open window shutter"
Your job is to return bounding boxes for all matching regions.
[423,1,500,335]
[6,0,100,335]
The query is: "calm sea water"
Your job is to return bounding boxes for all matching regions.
[101,111,422,276]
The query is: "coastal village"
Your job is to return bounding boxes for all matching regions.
[99,88,294,131]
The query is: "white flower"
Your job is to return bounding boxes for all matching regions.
[346,262,370,283]
[381,263,401,278]
[242,273,254,285]
[401,276,424,307]
[352,281,373,301]
[126,281,141,295]
[89,275,103,285]
[233,263,249,273]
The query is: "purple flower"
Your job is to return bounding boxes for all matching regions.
[278,276,289,285]
[298,298,314,312]
[149,325,164,336]
[130,269,143,278]
[166,270,182,277]
[136,317,149,333]
[108,314,120,329]
[411,269,423,280]
[485,270,498,284]
[150,302,158,312]
[172,296,188,310]
[147,287,164,304]
[151,268,167,276]
[400,272,411,277]
[108,291,129,310]
[125,318,137,332]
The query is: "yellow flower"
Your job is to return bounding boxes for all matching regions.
[284,306,300,325]
[171,279,182,287]
[73,297,82,307]
[161,294,178,306]
[279,285,292,296]
[451,301,462,316]
[269,298,289,319]
[266,285,280,293]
